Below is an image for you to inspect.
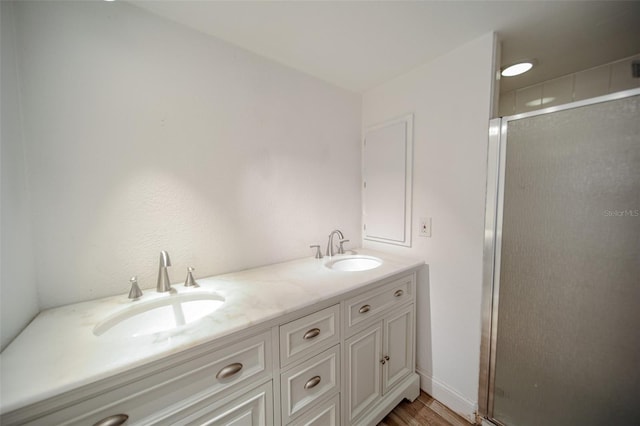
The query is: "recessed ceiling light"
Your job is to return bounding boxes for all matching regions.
[501,62,534,77]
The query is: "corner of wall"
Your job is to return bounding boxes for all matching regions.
[362,30,496,419]
[1,0,40,351]
[417,368,478,422]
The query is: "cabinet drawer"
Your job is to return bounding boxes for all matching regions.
[344,274,414,335]
[279,305,340,367]
[24,331,272,426]
[288,393,339,426]
[180,381,273,426]
[280,345,340,424]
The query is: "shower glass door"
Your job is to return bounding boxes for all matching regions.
[482,89,640,426]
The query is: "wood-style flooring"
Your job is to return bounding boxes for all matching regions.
[378,391,473,426]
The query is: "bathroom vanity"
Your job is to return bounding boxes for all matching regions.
[0,250,423,425]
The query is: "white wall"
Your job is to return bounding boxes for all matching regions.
[8,1,361,310]
[0,1,39,350]
[362,33,496,420]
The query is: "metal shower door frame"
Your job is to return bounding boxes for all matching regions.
[477,87,640,425]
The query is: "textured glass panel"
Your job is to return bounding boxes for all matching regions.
[493,95,640,426]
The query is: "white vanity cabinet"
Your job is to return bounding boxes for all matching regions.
[1,265,420,426]
[343,274,417,425]
[278,272,418,426]
[4,330,274,426]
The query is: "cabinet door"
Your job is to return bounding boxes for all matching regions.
[345,322,382,423]
[382,305,414,393]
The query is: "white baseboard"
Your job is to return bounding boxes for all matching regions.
[416,368,478,423]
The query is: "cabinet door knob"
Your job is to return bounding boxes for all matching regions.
[93,414,129,426]
[216,362,243,380]
[384,355,390,361]
[359,304,371,314]
[394,289,404,297]
[380,358,386,365]
[303,328,321,340]
[304,375,322,390]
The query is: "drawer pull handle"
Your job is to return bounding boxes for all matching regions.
[93,414,129,426]
[216,362,243,380]
[359,304,371,314]
[303,328,321,340]
[304,375,322,390]
[394,289,404,297]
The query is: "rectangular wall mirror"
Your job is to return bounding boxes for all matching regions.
[363,113,413,247]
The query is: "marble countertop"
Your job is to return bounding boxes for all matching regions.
[0,249,422,414]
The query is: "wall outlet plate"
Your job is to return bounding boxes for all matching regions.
[419,217,432,237]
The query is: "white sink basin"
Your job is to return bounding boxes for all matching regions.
[93,290,225,338]
[325,255,383,272]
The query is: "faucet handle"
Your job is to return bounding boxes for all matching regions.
[310,245,323,259]
[185,266,199,287]
[128,276,143,300]
[338,239,350,254]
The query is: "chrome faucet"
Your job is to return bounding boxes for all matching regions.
[326,229,345,257]
[157,250,173,292]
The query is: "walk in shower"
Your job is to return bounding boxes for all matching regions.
[479,88,640,426]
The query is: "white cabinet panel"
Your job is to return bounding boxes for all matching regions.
[383,305,414,392]
[280,345,340,424]
[363,114,413,247]
[288,394,339,426]
[280,305,340,367]
[344,274,414,335]
[184,382,273,426]
[345,323,382,423]
[25,331,272,426]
